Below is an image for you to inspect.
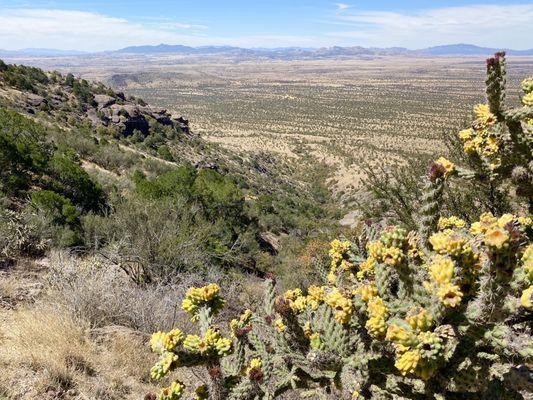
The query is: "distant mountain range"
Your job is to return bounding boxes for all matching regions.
[2,44,533,59]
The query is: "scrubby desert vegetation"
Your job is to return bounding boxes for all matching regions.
[73,55,533,202]
[0,51,531,400]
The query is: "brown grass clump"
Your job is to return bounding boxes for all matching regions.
[0,305,93,398]
[0,304,165,399]
[0,252,259,399]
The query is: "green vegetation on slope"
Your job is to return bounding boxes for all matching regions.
[0,60,338,283]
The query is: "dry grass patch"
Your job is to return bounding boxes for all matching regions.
[0,305,93,398]
[0,304,164,399]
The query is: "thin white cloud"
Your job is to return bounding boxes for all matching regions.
[0,9,208,51]
[336,3,351,11]
[173,22,208,30]
[0,8,323,51]
[327,4,533,49]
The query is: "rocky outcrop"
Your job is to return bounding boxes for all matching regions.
[94,94,115,109]
[26,93,45,107]
[8,72,191,138]
[93,101,190,137]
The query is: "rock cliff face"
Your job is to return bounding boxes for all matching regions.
[0,65,190,138]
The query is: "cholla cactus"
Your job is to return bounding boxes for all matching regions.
[455,52,532,212]
[150,53,532,399]
[151,213,531,398]
[149,284,235,400]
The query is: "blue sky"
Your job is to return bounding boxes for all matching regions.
[0,0,532,51]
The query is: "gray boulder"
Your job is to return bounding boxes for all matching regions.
[94,94,115,109]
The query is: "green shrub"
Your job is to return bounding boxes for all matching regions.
[193,169,244,221]
[157,145,174,161]
[0,63,49,93]
[47,152,105,212]
[135,165,197,200]
[0,109,51,195]
[30,190,80,226]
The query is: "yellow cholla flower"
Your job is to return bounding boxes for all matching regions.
[458,128,473,141]
[470,212,498,235]
[330,239,351,254]
[230,308,253,336]
[497,214,516,228]
[203,328,233,356]
[382,246,404,267]
[437,283,463,307]
[274,317,287,332]
[521,286,533,309]
[150,332,167,354]
[395,349,421,376]
[367,241,384,259]
[484,226,509,250]
[482,136,500,156]
[435,157,456,178]
[365,297,389,337]
[386,324,415,347]
[406,309,434,332]
[329,239,351,265]
[522,77,533,93]
[463,140,476,154]
[358,256,377,279]
[159,381,185,400]
[473,104,496,126]
[325,289,353,324]
[429,230,466,256]
[204,328,220,345]
[429,255,455,286]
[187,283,220,302]
[181,298,196,314]
[182,284,225,319]
[229,319,239,333]
[367,296,388,317]
[283,289,307,312]
[518,216,532,227]
[416,331,443,352]
[340,259,354,271]
[183,334,201,353]
[307,285,325,310]
[151,352,178,380]
[214,337,233,356]
[240,309,252,323]
[291,295,308,313]
[523,92,533,106]
[183,329,232,357]
[245,357,262,374]
[438,216,466,230]
[250,357,262,369]
[356,284,378,302]
[284,288,303,301]
[303,321,313,337]
[366,315,388,337]
[164,329,185,351]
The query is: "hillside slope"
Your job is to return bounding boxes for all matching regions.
[0,59,337,279]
